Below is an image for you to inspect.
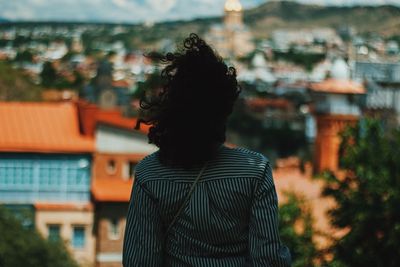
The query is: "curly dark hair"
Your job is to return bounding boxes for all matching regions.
[136,33,241,167]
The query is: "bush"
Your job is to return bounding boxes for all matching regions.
[279,192,318,267]
[321,118,400,267]
[0,206,78,267]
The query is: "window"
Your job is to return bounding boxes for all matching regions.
[106,160,116,175]
[72,226,85,249]
[129,161,136,179]
[48,224,61,242]
[122,161,136,180]
[108,219,120,240]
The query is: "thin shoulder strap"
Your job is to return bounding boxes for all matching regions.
[166,162,208,234]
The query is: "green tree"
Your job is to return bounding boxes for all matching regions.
[321,118,400,267]
[0,206,78,267]
[0,62,42,101]
[279,192,319,267]
[40,61,57,88]
[132,71,164,100]
[14,50,34,63]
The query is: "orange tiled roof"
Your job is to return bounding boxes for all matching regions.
[112,80,131,88]
[34,202,93,211]
[309,79,365,94]
[92,178,133,202]
[77,100,150,135]
[97,112,151,133]
[246,98,292,110]
[0,102,94,153]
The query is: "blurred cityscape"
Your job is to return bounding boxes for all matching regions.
[0,0,399,266]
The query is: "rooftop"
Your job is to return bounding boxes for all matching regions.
[0,102,94,153]
[91,178,133,202]
[34,202,93,211]
[309,79,366,94]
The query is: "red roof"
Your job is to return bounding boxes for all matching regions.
[246,98,292,111]
[34,202,93,211]
[77,100,150,135]
[309,79,365,94]
[0,102,94,153]
[112,80,131,88]
[96,112,150,133]
[92,178,133,202]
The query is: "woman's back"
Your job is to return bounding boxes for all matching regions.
[123,145,291,266]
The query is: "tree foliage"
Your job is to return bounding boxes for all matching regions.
[0,206,78,267]
[14,50,34,63]
[132,71,164,100]
[0,62,43,101]
[273,48,325,71]
[40,61,82,90]
[279,192,318,267]
[40,61,57,88]
[321,118,400,267]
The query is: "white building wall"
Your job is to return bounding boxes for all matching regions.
[96,125,157,154]
[316,95,361,116]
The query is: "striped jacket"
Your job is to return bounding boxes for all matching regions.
[123,145,291,266]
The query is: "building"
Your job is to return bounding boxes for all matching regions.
[78,101,156,267]
[353,61,400,126]
[206,0,254,58]
[309,58,365,173]
[238,53,277,86]
[272,28,342,53]
[354,61,400,84]
[83,59,134,116]
[0,102,96,266]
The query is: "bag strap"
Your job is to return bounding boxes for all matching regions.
[165,162,208,234]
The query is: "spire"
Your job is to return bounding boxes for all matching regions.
[225,0,242,12]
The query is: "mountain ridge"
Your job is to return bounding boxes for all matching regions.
[1,2,399,41]
[244,1,400,37]
[0,0,399,23]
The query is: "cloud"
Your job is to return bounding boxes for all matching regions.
[0,0,398,22]
[112,0,129,8]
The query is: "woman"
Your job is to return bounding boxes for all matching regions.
[123,33,291,267]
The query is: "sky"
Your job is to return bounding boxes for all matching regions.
[0,0,399,23]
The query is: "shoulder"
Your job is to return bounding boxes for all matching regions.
[219,146,270,180]
[134,151,161,183]
[222,146,269,165]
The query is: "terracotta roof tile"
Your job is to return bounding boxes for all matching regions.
[34,202,93,211]
[112,80,131,88]
[91,178,133,202]
[77,100,150,135]
[97,112,150,133]
[309,79,365,94]
[246,98,292,110]
[0,102,94,153]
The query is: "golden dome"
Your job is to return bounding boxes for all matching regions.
[225,0,242,12]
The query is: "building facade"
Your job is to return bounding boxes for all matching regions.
[77,101,156,267]
[309,59,366,173]
[0,102,96,266]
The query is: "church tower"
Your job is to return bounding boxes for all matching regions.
[224,0,243,28]
[207,0,254,58]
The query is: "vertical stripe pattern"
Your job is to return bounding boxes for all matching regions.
[123,146,291,267]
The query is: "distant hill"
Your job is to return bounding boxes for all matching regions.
[2,2,399,46]
[244,1,400,38]
[0,17,9,23]
[135,1,400,44]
